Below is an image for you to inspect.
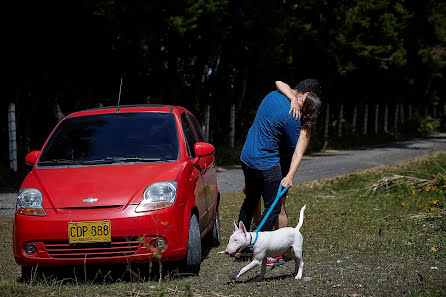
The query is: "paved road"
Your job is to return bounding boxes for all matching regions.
[0,191,16,216]
[217,133,446,192]
[1,133,446,216]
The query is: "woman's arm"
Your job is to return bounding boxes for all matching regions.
[280,129,310,188]
[275,81,297,101]
[275,81,305,119]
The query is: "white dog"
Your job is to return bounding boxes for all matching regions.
[225,205,306,281]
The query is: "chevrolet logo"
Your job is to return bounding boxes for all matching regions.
[82,198,99,203]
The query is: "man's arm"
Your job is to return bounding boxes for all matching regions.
[280,129,310,188]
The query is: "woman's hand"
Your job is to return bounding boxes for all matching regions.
[289,98,301,120]
[289,92,308,120]
[281,175,293,188]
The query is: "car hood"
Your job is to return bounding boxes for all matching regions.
[31,162,182,208]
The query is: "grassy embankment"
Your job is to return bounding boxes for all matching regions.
[0,152,445,296]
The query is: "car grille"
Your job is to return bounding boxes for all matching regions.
[43,238,141,259]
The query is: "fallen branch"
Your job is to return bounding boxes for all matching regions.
[365,174,438,193]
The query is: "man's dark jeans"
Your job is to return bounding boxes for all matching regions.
[238,162,283,232]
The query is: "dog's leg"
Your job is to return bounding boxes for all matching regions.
[255,258,267,282]
[288,246,304,280]
[293,250,304,280]
[295,257,304,280]
[235,259,262,279]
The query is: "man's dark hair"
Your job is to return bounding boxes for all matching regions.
[295,79,322,98]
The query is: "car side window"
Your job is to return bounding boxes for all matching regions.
[187,114,205,143]
[181,113,198,158]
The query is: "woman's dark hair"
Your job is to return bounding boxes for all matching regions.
[301,92,321,136]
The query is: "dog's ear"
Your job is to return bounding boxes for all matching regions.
[238,221,247,234]
[233,220,238,232]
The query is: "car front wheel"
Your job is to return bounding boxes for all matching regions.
[210,208,221,246]
[182,214,201,275]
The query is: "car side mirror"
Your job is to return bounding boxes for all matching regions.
[193,142,215,165]
[25,150,41,166]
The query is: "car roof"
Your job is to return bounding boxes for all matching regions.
[66,104,192,118]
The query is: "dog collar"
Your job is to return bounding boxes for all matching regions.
[249,231,259,248]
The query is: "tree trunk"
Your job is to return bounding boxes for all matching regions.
[230,104,235,148]
[352,105,357,131]
[235,63,249,115]
[8,103,17,172]
[374,104,379,134]
[53,96,65,122]
[337,104,343,137]
[362,104,368,135]
[399,103,404,123]
[167,29,179,105]
[205,105,211,142]
[384,104,388,132]
[394,104,399,130]
[424,78,432,99]
[324,104,329,139]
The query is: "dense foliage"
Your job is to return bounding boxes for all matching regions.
[1,0,445,169]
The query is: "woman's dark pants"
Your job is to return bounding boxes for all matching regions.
[238,162,283,232]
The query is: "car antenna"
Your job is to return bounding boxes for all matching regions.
[116,77,123,112]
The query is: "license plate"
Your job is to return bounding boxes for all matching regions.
[68,221,111,244]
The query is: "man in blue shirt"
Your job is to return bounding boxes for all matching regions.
[239,79,322,233]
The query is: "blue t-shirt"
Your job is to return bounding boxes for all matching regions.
[241,91,301,170]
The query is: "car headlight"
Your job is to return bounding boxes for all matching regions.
[135,181,177,212]
[17,188,46,216]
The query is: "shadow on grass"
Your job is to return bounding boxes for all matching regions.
[224,256,299,284]
[18,262,181,284]
[226,271,296,285]
[18,238,221,285]
[18,260,211,286]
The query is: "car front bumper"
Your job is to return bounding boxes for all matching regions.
[13,204,188,267]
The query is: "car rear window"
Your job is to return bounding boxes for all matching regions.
[39,112,179,165]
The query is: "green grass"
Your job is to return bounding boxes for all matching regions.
[1,152,446,296]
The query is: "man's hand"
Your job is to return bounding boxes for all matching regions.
[281,175,293,188]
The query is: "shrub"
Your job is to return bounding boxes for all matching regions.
[417,115,440,137]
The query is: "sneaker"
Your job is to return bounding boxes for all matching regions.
[266,255,285,266]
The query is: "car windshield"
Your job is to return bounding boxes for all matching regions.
[38,112,179,166]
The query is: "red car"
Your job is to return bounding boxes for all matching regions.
[13,105,220,276]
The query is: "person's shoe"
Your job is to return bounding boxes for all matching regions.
[266,255,285,266]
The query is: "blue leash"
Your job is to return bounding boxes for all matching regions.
[250,184,288,247]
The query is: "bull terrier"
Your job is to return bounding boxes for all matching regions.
[225,205,306,281]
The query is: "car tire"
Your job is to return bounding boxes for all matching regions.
[182,214,201,275]
[210,208,221,247]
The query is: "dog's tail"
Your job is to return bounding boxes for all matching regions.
[295,205,306,231]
